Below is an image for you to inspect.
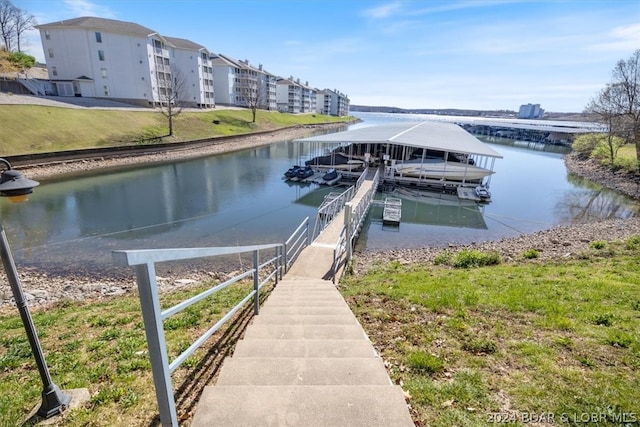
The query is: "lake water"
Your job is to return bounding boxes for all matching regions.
[1,112,638,275]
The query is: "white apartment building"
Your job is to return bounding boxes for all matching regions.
[276,77,302,113]
[316,89,350,116]
[35,17,214,108]
[210,54,276,110]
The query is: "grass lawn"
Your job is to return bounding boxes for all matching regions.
[340,237,640,426]
[0,105,351,155]
[1,239,639,425]
[0,280,263,426]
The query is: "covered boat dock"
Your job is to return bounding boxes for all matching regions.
[294,121,504,192]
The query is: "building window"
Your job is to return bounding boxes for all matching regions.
[101,68,107,78]
[103,85,109,96]
[45,30,50,40]
[52,66,57,76]
[95,32,102,43]
[98,50,105,61]
[48,48,54,58]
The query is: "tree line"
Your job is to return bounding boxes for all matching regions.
[578,50,640,173]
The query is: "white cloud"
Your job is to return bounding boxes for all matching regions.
[63,0,116,18]
[590,23,640,52]
[362,2,404,19]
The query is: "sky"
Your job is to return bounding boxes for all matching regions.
[14,0,640,113]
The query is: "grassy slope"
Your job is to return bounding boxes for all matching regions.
[1,241,638,425]
[0,105,350,155]
[340,239,640,426]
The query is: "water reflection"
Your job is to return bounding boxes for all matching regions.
[1,115,638,274]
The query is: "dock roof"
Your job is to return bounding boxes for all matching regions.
[295,121,503,158]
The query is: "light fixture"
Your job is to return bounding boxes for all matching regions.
[0,158,39,202]
[0,158,72,418]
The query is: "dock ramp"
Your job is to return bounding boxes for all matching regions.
[192,167,413,426]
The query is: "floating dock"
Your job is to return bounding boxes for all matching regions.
[457,186,483,202]
[382,197,402,226]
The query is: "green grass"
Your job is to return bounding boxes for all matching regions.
[0,279,263,426]
[340,237,640,426]
[0,105,351,155]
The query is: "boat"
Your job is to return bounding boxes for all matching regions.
[295,165,314,180]
[283,165,301,179]
[305,153,365,171]
[321,168,341,186]
[392,159,493,181]
[475,185,491,200]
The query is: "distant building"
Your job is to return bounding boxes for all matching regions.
[316,89,350,116]
[210,54,277,110]
[32,16,348,115]
[518,103,544,119]
[276,77,302,113]
[35,17,214,108]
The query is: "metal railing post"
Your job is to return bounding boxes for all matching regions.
[344,202,353,261]
[253,250,260,315]
[283,242,288,274]
[134,262,177,427]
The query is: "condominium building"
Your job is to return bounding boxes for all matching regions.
[35,17,214,108]
[210,54,277,110]
[317,89,350,116]
[276,77,302,113]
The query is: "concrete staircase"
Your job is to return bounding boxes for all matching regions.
[191,278,413,426]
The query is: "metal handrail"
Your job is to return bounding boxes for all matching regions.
[312,185,355,239]
[112,218,309,427]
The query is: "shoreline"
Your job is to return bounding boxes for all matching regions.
[2,131,640,311]
[16,124,347,181]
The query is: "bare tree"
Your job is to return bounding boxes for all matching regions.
[13,9,35,52]
[240,77,263,123]
[609,50,640,170]
[586,84,627,167]
[155,66,187,137]
[0,0,36,53]
[0,0,17,51]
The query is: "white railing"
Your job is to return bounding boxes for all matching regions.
[112,218,309,427]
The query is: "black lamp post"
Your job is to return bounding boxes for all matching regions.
[0,158,72,418]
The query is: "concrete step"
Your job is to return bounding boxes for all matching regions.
[232,339,377,358]
[258,305,353,316]
[191,385,414,427]
[268,290,339,296]
[267,290,344,298]
[216,357,391,386]
[251,314,358,326]
[274,280,336,288]
[261,296,350,308]
[243,324,367,340]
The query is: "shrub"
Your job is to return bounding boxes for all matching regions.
[462,338,498,355]
[613,156,639,174]
[591,240,607,250]
[452,249,501,268]
[522,248,539,259]
[433,250,453,266]
[592,313,614,327]
[572,134,602,159]
[406,351,444,375]
[625,235,640,250]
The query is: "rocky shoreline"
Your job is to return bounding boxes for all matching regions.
[352,152,640,275]
[1,134,639,312]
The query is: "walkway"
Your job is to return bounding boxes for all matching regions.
[191,176,413,426]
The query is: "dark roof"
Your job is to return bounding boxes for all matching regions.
[36,16,156,37]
